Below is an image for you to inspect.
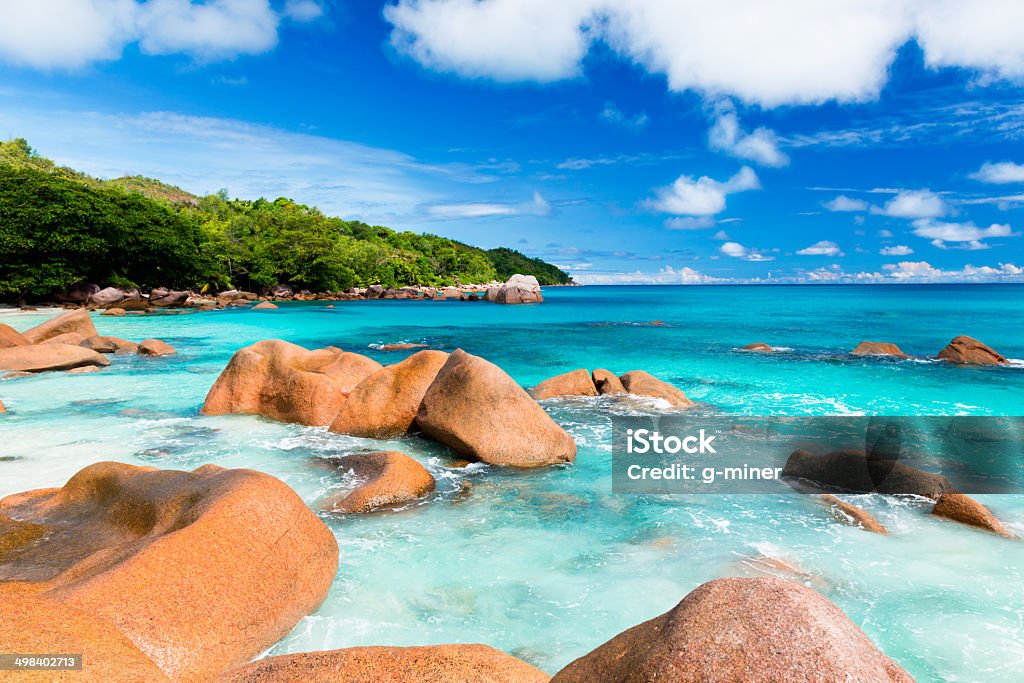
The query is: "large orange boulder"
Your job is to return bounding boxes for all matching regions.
[330,351,448,438]
[0,344,110,373]
[0,462,338,682]
[931,493,1012,537]
[552,577,912,683]
[40,331,88,346]
[20,309,98,344]
[783,449,952,498]
[220,644,549,682]
[416,349,576,467]
[937,336,1007,365]
[619,370,693,409]
[852,342,908,358]
[741,342,773,353]
[529,369,597,400]
[201,340,382,426]
[81,335,138,354]
[592,368,625,395]
[0,323,29,348]
[322,451,436,513]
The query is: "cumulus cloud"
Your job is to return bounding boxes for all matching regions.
[823,195,869,212]
[575,265,722,285]
[720,241,773,261]
[880,245,914,255]
[970,161,1024,184]
[646,166,759,216]
[600,101,649,130]
[707,104,788,167]
[0,0,321,69]
[910,219,1015,247]
[871,189,947,219]
[383,0,1024,107]
[712,229,731,241]
[796,240,842,256]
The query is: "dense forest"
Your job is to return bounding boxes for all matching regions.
[0,139,571,300]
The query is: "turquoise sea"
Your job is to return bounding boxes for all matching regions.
[2,284,1023,681]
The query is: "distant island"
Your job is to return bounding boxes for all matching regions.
[0,139,571,303]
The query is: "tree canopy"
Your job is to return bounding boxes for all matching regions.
[0,139,572,300]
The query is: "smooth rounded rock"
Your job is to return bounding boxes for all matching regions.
[21,309,98,344]
[138,339,177,356]
[937,335,1007,365]
[820,494,887,534]
[101,307,127,317]
[202,340,381,426]
[0,462,339,682]
[530,369,598,400]
[252,301,279,310]
[931,493,1012,537]
[0,323,29,348]
[220,644,549,683]
[416,349,576,467]
[0,344,110,373]
[552,577,912,683]
[852,342,908,358]
[592,368,625,395]
[331,350,449,438]
[741,342,773,352]
[323,451,436,513]
[619,370,693,409]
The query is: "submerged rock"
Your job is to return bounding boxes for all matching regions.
[0,323,29,348]
[937,335,1007,366]
[138,339,177,356]
[378,343,429,351]
[81,335,138,354]
[331,350,449,438]
[619,370,693,409]
[20,309,98,344]
[0,400,4,413]
[530,369,598,400]
[820,494,887,534]
[0,344,110,373]
[741,342,773,352]
[552,577,912,683]
[202,340,381,426]
[491,274,543,304]
[252,301,279,310]
[220,644,549,683]
[101,307,127,317]
[0,461,338,682]
[322,451,436,514]
[416,349,576,467]
[852,341,908,358]
[931,493,1012,537]
[592,368,626,395]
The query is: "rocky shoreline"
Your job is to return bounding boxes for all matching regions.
[1,308,1019,681]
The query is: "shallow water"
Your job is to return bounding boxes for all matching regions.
[2,285,1023,681]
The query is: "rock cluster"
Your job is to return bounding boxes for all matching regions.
[530,368,693,409]
[204,343,575,467]
[0,310,176,374]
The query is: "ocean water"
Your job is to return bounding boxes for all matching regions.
[2,284,1023,681]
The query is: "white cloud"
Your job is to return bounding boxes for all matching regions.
[911,219,1015,245]
[878,229,894,238]
[797,240,842,256]
[383,1,1024,107]
[283,0,324,22]
[823,195,868,212]
[712,229,731,241]
[426,191,551,219]
[646,166,759,216]
[665,216,716,230]
[575,265,722,285]
[871,189,947,219]
[970,161,1024,184]
[600,101,649,130]
[0,0,323,69]
[880,245,914,256]
[707,104,788,167]
[882,260,943,279]
[720,241,773,261]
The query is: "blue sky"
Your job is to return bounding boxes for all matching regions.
[2,1,1024,284]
